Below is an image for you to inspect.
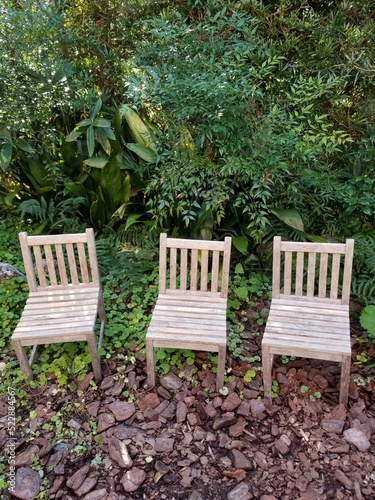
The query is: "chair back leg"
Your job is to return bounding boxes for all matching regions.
[12,340,33,379]
[339,356,351,406]
[146,340,156,387]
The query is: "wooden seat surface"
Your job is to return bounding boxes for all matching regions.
[11,229,106,382]
[13,286,100,345]
[146,233,232,390]
[147,292,227,350]
[263,298,351,359]
[262,236,354,405]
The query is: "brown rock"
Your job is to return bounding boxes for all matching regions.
[14,445,39,467]
[33,437,52,458]
[97,413,115,433]
[154,437,174,453]
[249,399,266,417]
[137,393,160,412]
[176,401,188,423]
[82,489,107,500]
[213,412,237,430]
[334,469,353,490]
[159,373,182,391]
[295,475,309,492]
[229,417,248,438]
[12,467,41,500]
[313,374,329,390]
[75,476,98,497]
[66,464,90,490]
[227,482,252,500]
[87,401,100,418]
[120,466,146,493]
[231,449,252,470]
[343,428,371,452]
[108,437,133,468]
[237,401,250,417]
[221,392,242,411]
[275,435,291,455]
[107,402,136,422]
[321,419,345,434]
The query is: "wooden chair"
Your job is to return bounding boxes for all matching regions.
[12,229,106,382]
[262,236,354,405]
[146,233,232,391]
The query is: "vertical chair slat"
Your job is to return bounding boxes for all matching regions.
[200,250,209,292]
[77,243,90,283]
[342,239,354,305]
[19,232,37,292]
[180,248,188,291]
[66,243,79,285]
[44,244,57,286]
[318,253,328,298]
[33,245,47,287]
[306,252,316,297]
[221,237,232,298]
[158,233,167,294]
[85,228,100,285]
[55,244,68,285]
[283,251,292,295]
[330,253,341,300]
[295,251,304,296]
[211,250,220,293]
[190,249,198,291]
[170,247,177,290]
[272,236,281,299]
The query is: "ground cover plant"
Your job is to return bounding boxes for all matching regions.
[0,0,375,497]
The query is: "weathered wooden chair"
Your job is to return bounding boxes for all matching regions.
[262,236,354,405]
[12,229,106,382]
[146,233,232,390]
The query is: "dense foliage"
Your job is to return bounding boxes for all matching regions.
[1,0,375,300]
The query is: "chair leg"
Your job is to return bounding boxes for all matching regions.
[12,340,33,379]
[262,345,273,396]
[29,345,40,367]
[98,293,107,324]
[339,355,351,406]
[146,339,155,387]
[216,345,226,391]
[87,334,102,383]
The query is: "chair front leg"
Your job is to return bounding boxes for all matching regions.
[216,345,226,391]
[12,340,33,379]
[339,355,351,406]
[87,334,102,383]
[146,339,156,387]
[262,345,273,396]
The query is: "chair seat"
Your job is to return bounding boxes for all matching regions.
[13,287,100,345]
[263,298,351,360]
[147,292,227,351]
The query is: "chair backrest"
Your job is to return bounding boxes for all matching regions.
[272,236,354,305]
[158,233,232,298]
[19,229,100,292]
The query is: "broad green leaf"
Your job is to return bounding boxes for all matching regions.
[4,191,17,206]
[101,127,116,141]
[306,234,329,243]
[28,158,53,188]
[272,208,305,232]
[235,263,244,274]
[126,143,156,163]
[84,157,108,168]
[66,129,82,142]
[86,125,95,157]
[64,182,87,198]
[123,213,142,231]
[360,305,375,336]
[90,197,106,229]
[75,118,92,128]
[100,159,123,214]
[233,236,248,255]
[95,128,111,155]
[14,139,33,152]
[90,98,102,120]
[93,118,111,128]
[234,286,249,300]
[121,105,156,150]
[0,142,12,170]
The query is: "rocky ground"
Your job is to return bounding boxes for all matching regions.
[1,304,375,500]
